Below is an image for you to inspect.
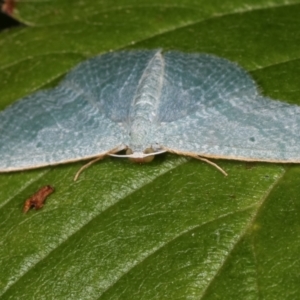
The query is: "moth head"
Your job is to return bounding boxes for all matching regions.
[126,147,155,163]
[109,147,166,162]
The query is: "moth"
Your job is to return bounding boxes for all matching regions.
[1,50,300,180]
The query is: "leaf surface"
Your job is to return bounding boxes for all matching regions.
[1,1,300,299]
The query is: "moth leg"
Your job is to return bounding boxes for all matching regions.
[162,147,228,176]
[74,155,105,181]
[193,156,228,176]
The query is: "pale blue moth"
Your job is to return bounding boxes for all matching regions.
[1,50,300,180]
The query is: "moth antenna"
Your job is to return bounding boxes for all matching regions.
[109,150,167,158]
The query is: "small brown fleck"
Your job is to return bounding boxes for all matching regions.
[2,0,15,15]
[23,185,54,213]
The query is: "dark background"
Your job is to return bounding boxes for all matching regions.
[0,1,21,31]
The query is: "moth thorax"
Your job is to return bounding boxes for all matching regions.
[126,147,155,163]
[129,119,152,147]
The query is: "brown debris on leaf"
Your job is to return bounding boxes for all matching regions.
[23,185,54,213]
[2,0,15,15]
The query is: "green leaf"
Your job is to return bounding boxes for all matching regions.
[1,1,300,299]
